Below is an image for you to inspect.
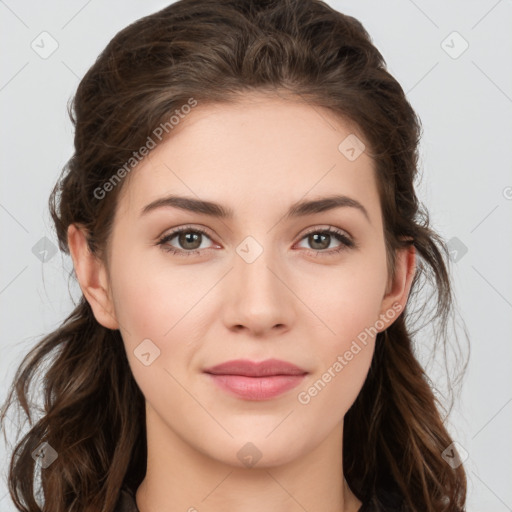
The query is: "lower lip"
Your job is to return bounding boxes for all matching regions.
[205,373,307,400]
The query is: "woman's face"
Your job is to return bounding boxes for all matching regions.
[74,94,414,468]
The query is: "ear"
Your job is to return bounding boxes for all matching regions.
[377,243,416,331]
[67,224,119,330]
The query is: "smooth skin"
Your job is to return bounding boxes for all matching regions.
[68,92,416,512]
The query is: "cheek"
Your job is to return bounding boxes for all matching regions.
[108,248,211,378]
[296,339,374,433]
[295,271,383,418]
[110,247,203,339]
[111,265,197,411]
[297,249,388,340]
[294,247,387,398]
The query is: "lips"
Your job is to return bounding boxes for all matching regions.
[203,359,308,400]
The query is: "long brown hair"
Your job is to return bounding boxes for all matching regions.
[1,1,469,510]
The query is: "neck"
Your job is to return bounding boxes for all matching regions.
[135,404,362,512]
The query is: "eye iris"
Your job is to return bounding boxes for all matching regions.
[179,232,202,250]
[309,233,330,250]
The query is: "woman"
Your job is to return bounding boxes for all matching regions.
[0,0,468,511]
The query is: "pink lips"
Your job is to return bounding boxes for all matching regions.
[203,358,308,400]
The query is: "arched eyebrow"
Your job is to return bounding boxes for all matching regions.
[140,194,371,224]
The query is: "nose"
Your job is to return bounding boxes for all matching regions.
[221,241,296,337]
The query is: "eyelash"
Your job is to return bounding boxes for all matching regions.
[157,225,355,258]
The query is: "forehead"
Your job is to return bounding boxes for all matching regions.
[115,94,380,223]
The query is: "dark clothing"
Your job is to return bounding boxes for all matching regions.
[358,487,407,511]
[114,485,406,512]
[114,486,138,512]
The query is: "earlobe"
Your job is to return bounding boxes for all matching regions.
[378,244,416,331]
[67,224,119,330]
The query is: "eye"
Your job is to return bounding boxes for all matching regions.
[157,226,217,257]
[157,225,356,258]
[295,226,355,256]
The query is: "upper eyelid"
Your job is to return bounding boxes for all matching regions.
[161,224,214,241]
[300,225,353,240]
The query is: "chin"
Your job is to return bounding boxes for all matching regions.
[212,433,311,470]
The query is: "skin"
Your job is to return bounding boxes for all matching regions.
[68,93,416,512]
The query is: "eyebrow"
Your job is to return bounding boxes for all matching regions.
[140,194,370,223]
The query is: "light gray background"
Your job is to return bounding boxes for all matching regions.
[1,1,511,511]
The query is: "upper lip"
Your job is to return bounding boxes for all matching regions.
[203,358,308,377]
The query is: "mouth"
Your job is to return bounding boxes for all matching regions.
[203,358,308,400]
